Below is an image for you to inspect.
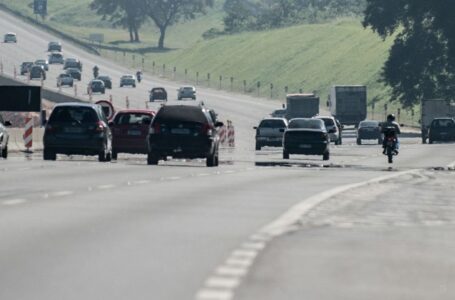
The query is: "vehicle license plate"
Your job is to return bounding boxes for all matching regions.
[64,127,83,133]
[171,128,190,134]
[128,130,141,136]
[300,144,311,149]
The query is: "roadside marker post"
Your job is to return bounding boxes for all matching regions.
[23,116,33,153]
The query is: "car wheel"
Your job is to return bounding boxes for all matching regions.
[283,150,289,159]
[1,146,7,159]
[255,143,261,151]
[120,84,123,88]
[429,139,433,144]
[112,150,118,160]
[323,151,330,161]
[133,85,136,88]
[206,151,216,167]
[98,144,108,162]
[43,148,56,161]
[356,138,361,145]
[147,152,159,165]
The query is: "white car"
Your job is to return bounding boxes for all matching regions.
[314,115,342,145]
[120,75,136,87]
[254,118,288,150]
[3,32,17,43]
[177,86,196,100]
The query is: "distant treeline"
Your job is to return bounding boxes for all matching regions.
[222,0,366,33]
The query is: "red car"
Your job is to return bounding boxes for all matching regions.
[110,109,155,159]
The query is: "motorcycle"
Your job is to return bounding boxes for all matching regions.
[93,67,99,79]
[136,71,142,83]
[383,126,398,163]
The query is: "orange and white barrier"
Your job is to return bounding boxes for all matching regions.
[23,117,33,151]
[227,120,235,147]
[109,95,113,103]
[219,125,227,145]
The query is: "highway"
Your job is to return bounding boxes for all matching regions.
[1,8,455,300]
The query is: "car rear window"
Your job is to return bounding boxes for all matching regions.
[360,121,379,127]
[154,106,208,124]
[319,118,335,127]
[259,119,286,128]
[289,119,324,129]
[115,113,152,125]
[49,107,98,124]
[432,119,455,128]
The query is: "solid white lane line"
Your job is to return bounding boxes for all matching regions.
[2,199,27,206]
[195,168,421,300]
[195,289,233,300]
[51,191,74,197]
[133,180,150,184]
[197,173,210,177]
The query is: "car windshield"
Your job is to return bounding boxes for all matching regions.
[259,119,286,128]
[319,118,335,127]
[91,81,102,86]
[289,119,324,129]
[59,74,70,78]
[51,54,62,58]
[49,107,97,124]
[36,60,46,64]
[115,113,152,125]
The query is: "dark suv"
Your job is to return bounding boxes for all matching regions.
[0,114,12,159]
[43,103,112,161]
[147,104,224,166]
[429,118,455,144]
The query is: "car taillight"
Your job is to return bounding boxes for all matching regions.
[150,123,160,134]
[95,121,105,133]
[202,123,213,136]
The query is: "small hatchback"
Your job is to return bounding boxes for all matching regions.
[43,103,112,161]
[110,110,155,159]
[48,52,64,64]
[48,41,62,52]
[0,114,12,159]
[254,118,288,150]
[120,75,136,88]
[4,33,17,43]
[357,120,382,145]
[150,87,168,102]
[147,104,224,166]
[177,86,196,100]
[314,116,342,145]
[88,80,105,94]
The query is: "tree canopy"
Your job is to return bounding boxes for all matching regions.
[363,0,455,107]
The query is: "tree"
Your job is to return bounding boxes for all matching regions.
[363,0,455,107]
[145,0,213,49]
[90,0,147,42]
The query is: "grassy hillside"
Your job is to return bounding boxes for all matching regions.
[0,0,224,49]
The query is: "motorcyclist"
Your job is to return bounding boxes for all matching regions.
[382,114,401,154]
[93,65,99,79]
[136,70,142,83]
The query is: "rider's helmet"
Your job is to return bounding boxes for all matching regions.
[387,114,396,122]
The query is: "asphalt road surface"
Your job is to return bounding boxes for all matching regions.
[1,9,455,300]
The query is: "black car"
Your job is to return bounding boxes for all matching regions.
[88,80,105,94]
[97,75,112,89]
[48,41,62,52]
[65,68,82,81]
[29,65,46,80]
[0,114,12,159]
[283,118,330,160]
[64,58,82,71]
[429,118,455,144]
[149,87,167,102]
[43,103,112,161]
[357,120,382,145]
[147,104,224,166]
[20,62,33,75]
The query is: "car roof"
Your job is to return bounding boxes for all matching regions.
[432,117,454,121]
[314,115,335,120]
[54,102,98,108]
[98,75,110,78]
[90,79,103,83]
[6,32,16,35]
[261,117,287,121]
[155,104,209,123]
[116,109,155,115]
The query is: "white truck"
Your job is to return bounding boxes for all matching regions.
[328,85,367,126]
[285,93,319,120]
[421,99,455,143]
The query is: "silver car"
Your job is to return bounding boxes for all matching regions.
[0,114,12,159]
[57,73,74,87]
[35,59,49,71]
[177,86,196,100]
[314,116,342,145]
[48,52,64,64]
[254,118,288,150]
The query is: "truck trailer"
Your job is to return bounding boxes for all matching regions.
[285,93,319,120]
[329,85,367,126]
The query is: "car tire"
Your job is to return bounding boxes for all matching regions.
[98,144,109,162]
[112,150,118,160]
[323,151,330,161]
[147,152,159,165]
[206,150,217,167]
[1,146,7,159]
[356,138,361,145]
[429,139,433,144]
[120,84,123,88]
[43,148,56,161]
[283,150,289,159]
[133,85,136,88]
[255,143,261,151]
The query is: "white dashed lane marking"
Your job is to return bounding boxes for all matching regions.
[97,184,116,190]
[51,191,74,197]
[2,199,27,206]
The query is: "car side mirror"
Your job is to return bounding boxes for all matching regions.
[253,126,258,130]
[4,121,12,127]
[215,121,224,128]
[400,123,405,127]
[279,128,285,133]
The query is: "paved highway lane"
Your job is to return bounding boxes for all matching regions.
[1,8,455,300]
